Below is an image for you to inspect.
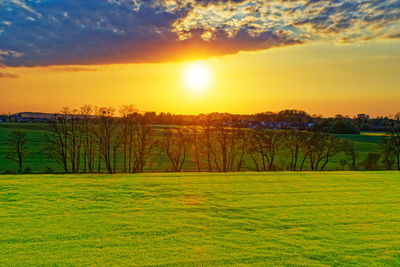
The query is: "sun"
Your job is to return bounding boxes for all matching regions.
[182,62,211,93]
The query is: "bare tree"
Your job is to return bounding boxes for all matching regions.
[206,116,245,172]
[380,137,395,170]
[97,107,118,173]
[80,105,96,172]
[319,135,343,171]
[45,108,70,172]
[249,128,283,171]
[199,117,214,171]
[119,106,153,173]
[6,130,29,173]
[284,130,308,171]
[162,127,188,172]
[306,132,342,171]
[235,128,251,172]
[298,134,310,171]
[131,113,153,173]
[191,119,201,172]
[387,124,400,170]
[119,105,138,173]
[343,140,358,170]
[67,109,83,173]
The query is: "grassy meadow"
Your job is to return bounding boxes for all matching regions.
[0,172,399,265]
[0,123,382,173]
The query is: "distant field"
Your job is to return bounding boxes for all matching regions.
[0,123,383,173]
[0,172,400,265]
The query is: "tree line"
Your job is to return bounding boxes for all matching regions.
[3,105,400,173]
[4,109,400,134]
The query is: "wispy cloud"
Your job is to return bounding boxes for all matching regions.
[0,72,20,79]
[0,0,398,66]
[49,66,100,72]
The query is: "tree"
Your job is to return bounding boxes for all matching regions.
[387,124,400,170]
[235,128,251,172]
[299,132,313,171]
[319,135,343,171]
[6,130,29,173]
[119,105,138,173]
[67,109,83,173]
[359,152,381,170]
[130,113,153,173]
[97,107,119,173]
[342,140,358,170]
[79,105,96,172]
[191,119,201,172]
[306,132,342,171]
[119,106,154,173]
[331,120,360,134]
[199,117,214,171]
[207,116,245,172]
[249,128,283,171]
[380,136,395,170]
[45,108,70,172]
[162,127,188,172]
[283,130,308,171]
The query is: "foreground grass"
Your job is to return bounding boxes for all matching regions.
[0,172,400,266]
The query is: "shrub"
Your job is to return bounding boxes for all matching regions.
[3,169,16,174]
[332,120,360,134]
[339,159,348,170]
[44,166,54,173]
[23,166,32,174]
[359,153,381,170]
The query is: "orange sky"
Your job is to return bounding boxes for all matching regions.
[1,40,399,117]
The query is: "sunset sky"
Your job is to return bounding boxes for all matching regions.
[0,0,399,117]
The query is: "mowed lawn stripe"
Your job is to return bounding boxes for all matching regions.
[0,172,399,266]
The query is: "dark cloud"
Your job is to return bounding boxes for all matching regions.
[386,33,400,39]
[0,0,398,67]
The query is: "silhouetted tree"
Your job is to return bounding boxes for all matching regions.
[199,117,213,171]
[283,130,308,171]
[162,127,188,172]
[97,107,119,173]
[191,119,201,172]
[359,152,381,170]
[387,124,400,170]
[235,128,251,172]
[131,113,153,173]
[302,132,343,171]
[206,116,246,172]
[6,130,29,173]
[80,105,96,172]
[45,108,70,172]
[67,109,83,173]
[249,128,283,171]
[380,136,395,170]
[119,105,139,173]
[342,140,358,170]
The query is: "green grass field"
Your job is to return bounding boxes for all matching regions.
[1,172,399,266]
[0,123,382,173]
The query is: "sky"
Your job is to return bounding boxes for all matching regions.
[0,0,399,117]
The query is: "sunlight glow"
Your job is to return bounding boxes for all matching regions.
[182,62,211,93]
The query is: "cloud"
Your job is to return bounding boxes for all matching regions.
[386,33,400,39]
[49,66,100,72]
[0,72,20,79]
[0,0,398,67]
